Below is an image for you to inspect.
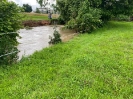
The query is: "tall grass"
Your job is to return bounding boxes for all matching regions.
[0,22,133,98]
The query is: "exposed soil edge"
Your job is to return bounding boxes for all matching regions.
[23,20,50,27]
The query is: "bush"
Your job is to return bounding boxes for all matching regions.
[115,14,130,21]
[66,0,102,33]
[35,8,41,13]
[49,27,62,44]
[0,1,23,65]
[23,4,32,12]
[57,0,133,33]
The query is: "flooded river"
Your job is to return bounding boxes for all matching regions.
[18,25,76,59]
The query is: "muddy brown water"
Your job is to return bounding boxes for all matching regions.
[17,25,77,59]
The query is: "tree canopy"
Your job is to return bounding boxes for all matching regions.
[36,0,47,8]
[23,4,32,12]
[0,0,23,64]
[57,0,133,33]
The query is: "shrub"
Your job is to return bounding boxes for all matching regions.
[116,14,130,21]
[66,0,102,33]
[23,4,32,13]
[49,27,62,44]
[0,1,23,65]
[57,0,133,33]
[35,8,41,13]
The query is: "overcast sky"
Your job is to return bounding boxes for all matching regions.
[9,0,40,10]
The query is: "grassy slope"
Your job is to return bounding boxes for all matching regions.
[21,13,58,21]
[1,22,133,99]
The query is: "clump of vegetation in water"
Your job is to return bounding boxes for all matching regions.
[25,26,33,30]
[49,28,62,44]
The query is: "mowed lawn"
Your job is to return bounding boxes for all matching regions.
[1,22,133,99]
[21,13,59,21]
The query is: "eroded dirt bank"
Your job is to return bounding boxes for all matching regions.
[23,20,50,27]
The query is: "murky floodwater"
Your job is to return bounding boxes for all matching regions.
[18,25,76,59]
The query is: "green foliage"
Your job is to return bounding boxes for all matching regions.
[49,27,62,44]
[56,0,71,23]
[57,0,133,33]
[35,8,41,13]
[23,4,32,12]
[0,1,23,65]
[66,0,102,33]
[115,14,130,21]
[51,4,57,14]
[36,0,48,8]
[100,0,133,21]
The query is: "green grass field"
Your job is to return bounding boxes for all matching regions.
[1,21,133,98]
[21,13,58,21]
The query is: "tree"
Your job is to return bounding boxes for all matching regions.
[56,0,133,33]
[0,0,23,65]
[35,8,41,13]
[51,4,57,14]
[36,0,48,13]
[99,0,133,21]
[0,0,7,1]
[36,0,48,8]
[69,0,102,33]
[23,4,32,12]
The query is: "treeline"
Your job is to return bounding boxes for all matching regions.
[57,0,133,33]
[23,4,32,12]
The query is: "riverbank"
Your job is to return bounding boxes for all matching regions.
[18,25,77,60]
[1,21,133,98]
[23,20,50,27]
[21,13,59,27]
[21,12,59,21]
